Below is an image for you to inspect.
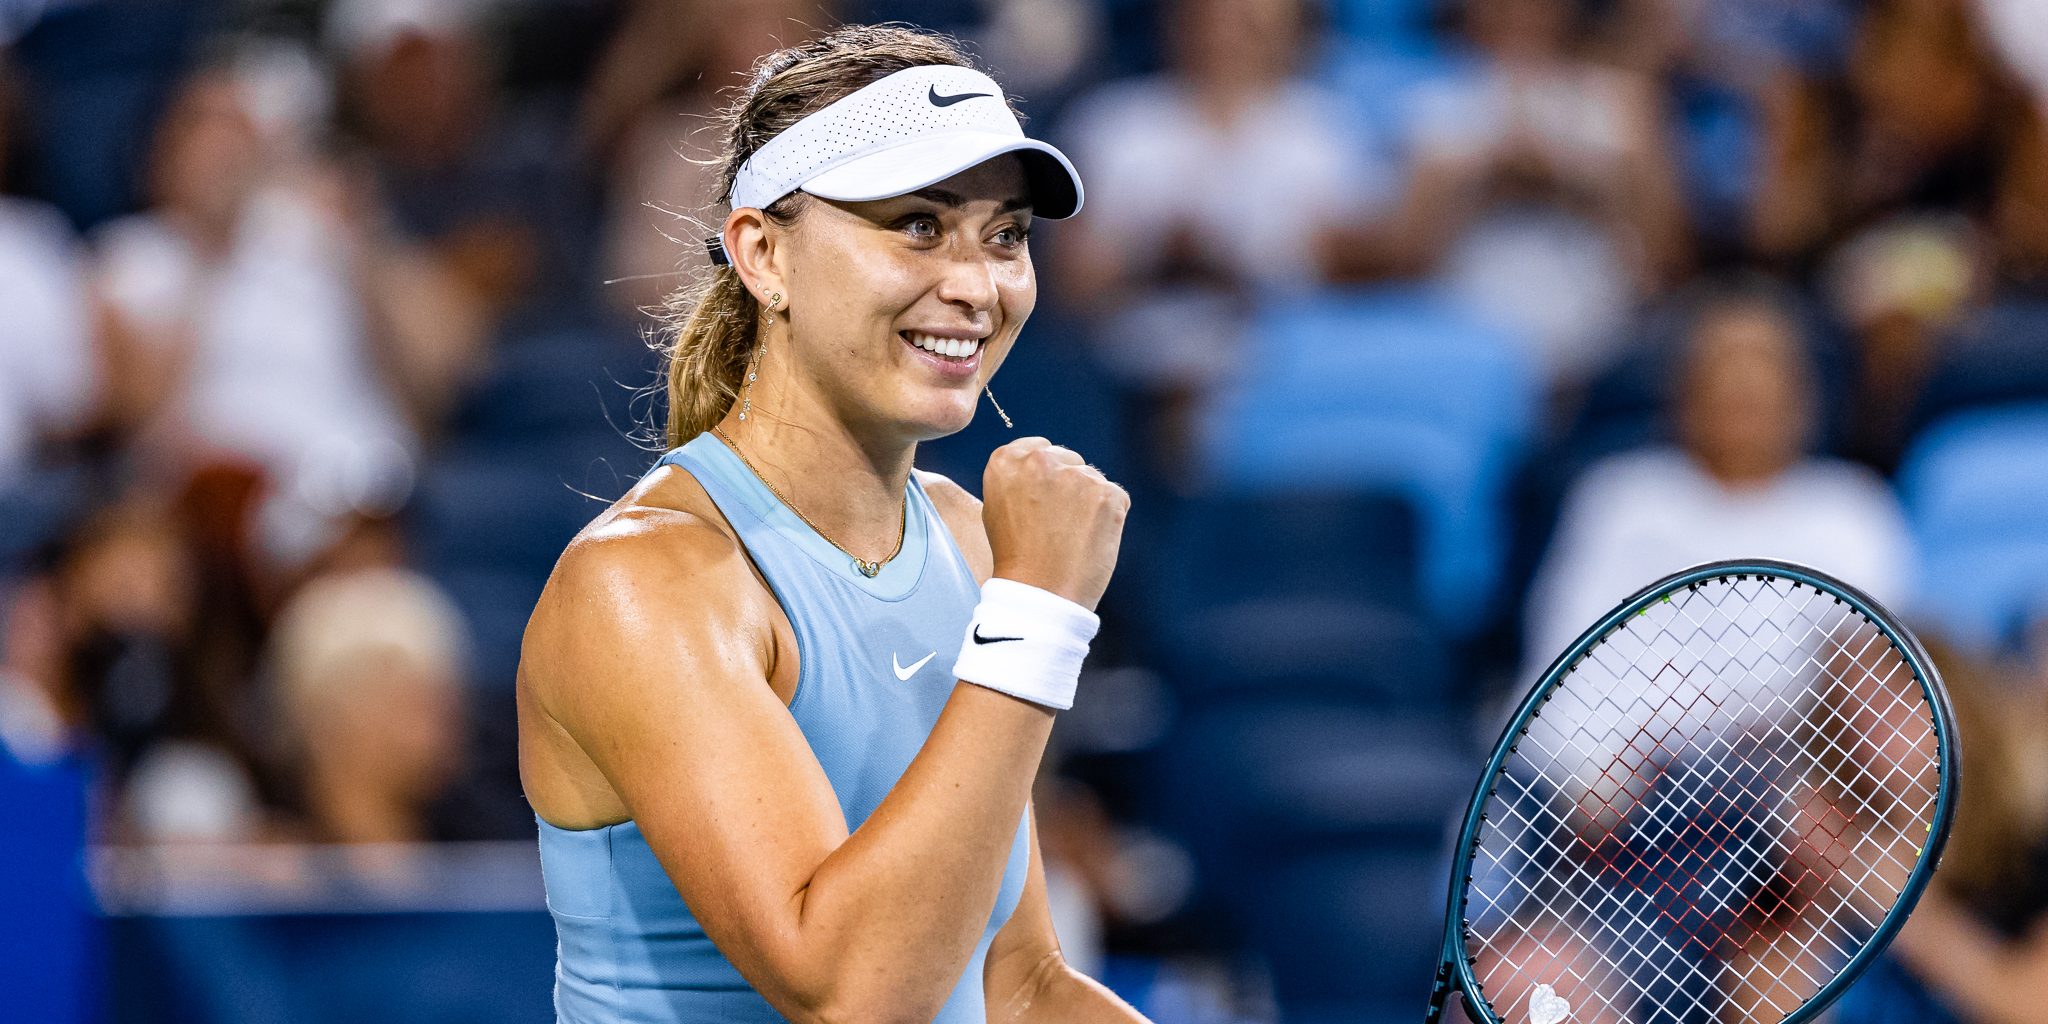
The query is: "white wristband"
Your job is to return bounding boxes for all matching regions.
[952,578,1099,711]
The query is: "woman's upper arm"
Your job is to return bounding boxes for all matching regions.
[524,517,851,1007]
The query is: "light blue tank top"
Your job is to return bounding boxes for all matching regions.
[535,432,1031,1023]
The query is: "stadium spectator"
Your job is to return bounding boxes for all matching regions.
[1052,0,1390,477]
[590,0,835,315]
[328,0,581,327]
[1747,0,2017,268]
[265,566,471,844]
[1823,213,1986,471]
[87,61,422,508]
[29,488,268,845]
[1871,638,2048,1024]
[1523,288,1914,671]
[1393,0,1690,384]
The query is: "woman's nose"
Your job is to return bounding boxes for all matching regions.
[934,251,1000,312]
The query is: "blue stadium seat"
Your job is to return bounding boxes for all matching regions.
[1673,81,1762,243]
[1166,700,1473,848]
[1154,697,1471,1017]
[1317,36,1472,163]
[1165,487,1422,610]
[449,320,658,444]
[1247,843,1450,1024]
[406,443,618,580]
[10,3,202,230]
[1217,287,1536,458]
[405,441,629,690]
[1897,403,2048,651]
[1322,0,1447,50]
[1911,300,2048,439]
[434,565,546,692]
[1168,597,1455,708]
[1201,288,1537,625]
[1831,955,1965,1024]
[1147,486,1452,706]
[1207,411,1511,627]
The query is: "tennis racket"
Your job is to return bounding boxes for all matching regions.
[1424,559,1958,1024]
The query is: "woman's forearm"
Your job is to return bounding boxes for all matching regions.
[783,683,1055,1022]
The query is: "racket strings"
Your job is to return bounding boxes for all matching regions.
[1463,576,1941,1024]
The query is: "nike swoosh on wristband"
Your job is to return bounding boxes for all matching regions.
[893,650,937,681]
[928,86,993,107]
[971,625,1024,645]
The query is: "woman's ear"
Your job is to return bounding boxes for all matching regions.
[723,207,788,308]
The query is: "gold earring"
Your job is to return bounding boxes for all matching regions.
[765,292,783,324]
[740,344,761,422]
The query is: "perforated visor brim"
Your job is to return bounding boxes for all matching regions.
[797,133,1083,220]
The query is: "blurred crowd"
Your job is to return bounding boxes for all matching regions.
[6,0,2048,1020]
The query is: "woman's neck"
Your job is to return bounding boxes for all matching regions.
[712,392,916,564]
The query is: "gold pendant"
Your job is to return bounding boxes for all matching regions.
[854,557,881,578]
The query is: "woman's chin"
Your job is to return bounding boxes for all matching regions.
[897,392,981,441]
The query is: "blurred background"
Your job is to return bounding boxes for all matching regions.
[4,0,2048,1020]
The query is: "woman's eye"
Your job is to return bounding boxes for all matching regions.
[903,216,940,239]
[993,225,1030,248]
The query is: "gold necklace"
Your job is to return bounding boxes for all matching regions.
[711,426,905,578]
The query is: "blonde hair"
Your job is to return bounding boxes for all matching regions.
[656,24,999,447]
[268,567,471,729]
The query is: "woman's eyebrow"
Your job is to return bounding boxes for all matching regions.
[907,186,1034,215]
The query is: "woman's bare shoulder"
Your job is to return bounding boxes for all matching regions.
[523,465,774,702]
[516,465,800,827]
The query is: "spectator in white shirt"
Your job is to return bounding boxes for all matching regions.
[1394,0,1690,384]
[89,61,424,518]
[1052,0,1395,480]
[1523,289,1915,672]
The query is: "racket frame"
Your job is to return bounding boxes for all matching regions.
[1424,558,1960,1024]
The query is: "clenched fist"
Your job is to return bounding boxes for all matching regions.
[980,438,1129,611]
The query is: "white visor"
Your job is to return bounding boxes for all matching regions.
[728,65,1083,219]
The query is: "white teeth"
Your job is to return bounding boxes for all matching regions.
[905,332,980,359]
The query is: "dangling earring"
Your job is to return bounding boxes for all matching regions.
[740,344,761,422]
[983,384,1013,429]
[744,293,778,423]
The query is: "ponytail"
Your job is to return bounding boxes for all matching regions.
[659,264,759,448]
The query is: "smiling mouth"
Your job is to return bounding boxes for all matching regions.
[901,331,983,361]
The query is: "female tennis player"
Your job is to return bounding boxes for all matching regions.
[515,24,1146,1024]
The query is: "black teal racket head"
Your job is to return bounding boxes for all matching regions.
[1426,559,1958,1024]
